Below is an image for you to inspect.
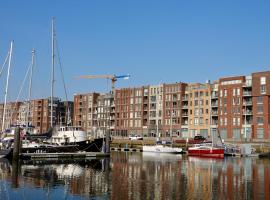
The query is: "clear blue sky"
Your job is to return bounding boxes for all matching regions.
[0,0,270,102]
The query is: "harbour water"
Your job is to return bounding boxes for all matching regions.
[0,152,269,199]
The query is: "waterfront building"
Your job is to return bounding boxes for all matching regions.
[162,82,187,138]
[0,97,71,133]
[0,102,21,130]
[148,84,163,137]
[1,70,269,141]
[187,83,212,139]
[96,93,114,138]
[73,93,99,135]
[218,71,270,141]
[114,86,147,137]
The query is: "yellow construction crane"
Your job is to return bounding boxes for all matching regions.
[76,74,130,92]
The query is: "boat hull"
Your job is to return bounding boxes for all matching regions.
[143,145,182,153]
[188,148,224,158]
[0,138,104,159]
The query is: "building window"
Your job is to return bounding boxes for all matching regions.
[257,105,263,114]
[260,77,266,85]
[237,88,240,96]
[257,128,264,139]
[233,128,241,139]
[256,117,264,125]
[260,85,266,94]
[199,117,203,125]
[224,118,227,125]
[233,89,236,96]
[257,96,263,104]
[194,118,198,125]
[220,128,227,139]
[233,117,236,126]
[224,98,227,105]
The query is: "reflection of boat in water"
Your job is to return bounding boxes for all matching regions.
[142,152,182,162]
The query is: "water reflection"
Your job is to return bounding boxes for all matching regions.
[0,152,270,199]
[0,158,111,200]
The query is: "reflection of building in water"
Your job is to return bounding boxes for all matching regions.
[186,157,270,200]
[111,152,185,200]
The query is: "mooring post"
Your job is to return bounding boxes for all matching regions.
[11,127,21,188]
[12,127,21,160]
[105,129,110,154]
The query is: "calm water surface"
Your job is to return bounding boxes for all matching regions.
[0,152,269,200]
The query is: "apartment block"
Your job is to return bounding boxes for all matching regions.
[0,97,71,133]
[162,82,187,138]
[0,102,21,131]
[96,93,114,137]
[187,83,211,139]
[114,87,145,137]
[251,71,270,140]
[73,93,99,134]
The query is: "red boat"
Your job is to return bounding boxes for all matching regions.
[188,144,224,158]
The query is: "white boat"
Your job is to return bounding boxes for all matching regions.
[50,126,88,145]
[143,144,182,153]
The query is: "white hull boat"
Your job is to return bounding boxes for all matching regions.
[143,145,182,153]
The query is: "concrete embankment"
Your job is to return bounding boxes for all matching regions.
[111,138,270,154]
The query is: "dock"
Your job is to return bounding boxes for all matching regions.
[21,152,110,160]
[110,147,142,152]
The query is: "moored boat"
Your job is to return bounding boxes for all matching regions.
[188,143,224,158]
[143,144,182,154]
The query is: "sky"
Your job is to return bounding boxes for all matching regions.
[0,0,270,102]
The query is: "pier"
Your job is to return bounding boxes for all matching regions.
[21,152,110,160]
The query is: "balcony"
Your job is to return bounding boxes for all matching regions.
[211,102,218,107]
[243,91,252,96]
[182,112,188,117]
[211,93,218,99]
[182,95,188,101]
[211,111,218,116]
[243,110,252,115]
[243,101,252,106]
[243,82,252,88]
[182,104,188,109]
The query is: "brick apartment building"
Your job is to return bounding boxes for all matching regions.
[0,97,72,133]
[72,70,270,141]
[2,70,268,141]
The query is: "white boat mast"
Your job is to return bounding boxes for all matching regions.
[26,49,35,130]
[51,18,55,127]
[1,41,13,132]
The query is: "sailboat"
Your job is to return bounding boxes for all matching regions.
[188,130,224,158]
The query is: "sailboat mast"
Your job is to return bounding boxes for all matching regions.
[51,18,55,127]
[26,49,35,130]
[1,41,13,132]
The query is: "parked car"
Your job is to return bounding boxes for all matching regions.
[129,135,143,140]
[193,135,206,141]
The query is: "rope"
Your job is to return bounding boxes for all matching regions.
[0,51,9,79]
[55,37,71,125]
[9,59,32,125]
